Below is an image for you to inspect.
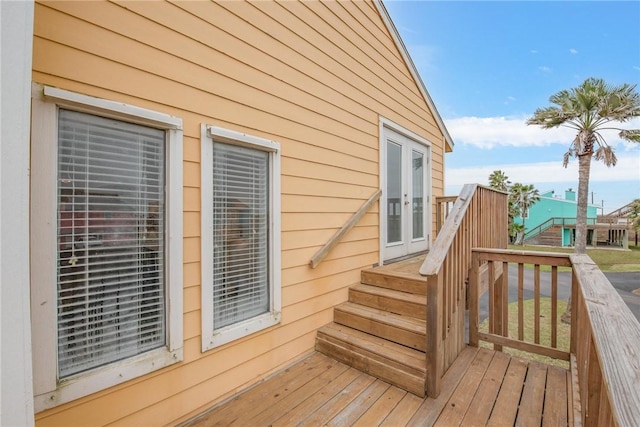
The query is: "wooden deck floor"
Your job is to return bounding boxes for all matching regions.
[180,346,571,427]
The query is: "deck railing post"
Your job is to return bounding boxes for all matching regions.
[425,272,443,398]
[469,251,479,347]
[570,271,578,355]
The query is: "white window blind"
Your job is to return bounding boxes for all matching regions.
[212,142,269,330]
[57,109,166,378]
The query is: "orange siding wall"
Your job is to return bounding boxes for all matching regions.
[31,1,446,424]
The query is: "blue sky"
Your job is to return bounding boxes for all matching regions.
[385,1,640,214]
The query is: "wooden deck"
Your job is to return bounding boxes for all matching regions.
[180,346,571,427]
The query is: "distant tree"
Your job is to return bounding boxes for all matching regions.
[630,199,640,241]
[487,171,540,244]
[510,223,525,245]
[510,183,540,245]
[488,170,511,192]
[527,78,640,254]
[488,170,518,241]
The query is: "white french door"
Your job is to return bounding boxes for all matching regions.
[382,127,430,261]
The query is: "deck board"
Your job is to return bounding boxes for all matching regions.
[352,386,407,427]
[296,372,376,426]
[181,349,571,427]
[543,366,569,427]
[487,356,529,426]
[434,348,494,426]
[461,350,511,426]
[515,362,548,426]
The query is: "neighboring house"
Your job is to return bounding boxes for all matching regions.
[1,1,454,425]
[518,189,599,247]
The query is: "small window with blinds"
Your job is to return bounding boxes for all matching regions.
[30,85,183,411]
[201,126,281,350]
[57,109,166,377]
[212,142,269,329]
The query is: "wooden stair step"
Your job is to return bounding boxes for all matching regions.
[316,323,426,397]
[361,269,427,295]
[349,284,426,319]
[333,302,427,351]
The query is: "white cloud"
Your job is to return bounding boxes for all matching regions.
[445,152,640,187]
[538,66,552,73]
[445,116,640,149]
[569,48,578,54]
[634,66,640,72]
[530,49,539,54]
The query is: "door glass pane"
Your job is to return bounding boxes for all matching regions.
[387,141,402,244]
[412,150,424,239]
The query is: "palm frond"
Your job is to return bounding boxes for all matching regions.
[620,129,640,142]
[526,107,575,128]
[593,146,617,167]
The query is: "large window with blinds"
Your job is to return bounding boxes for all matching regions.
[57,109,166,377]
[201,126,281,351]
[30,85,183,411]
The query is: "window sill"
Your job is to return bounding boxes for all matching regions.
[202,311,281,352]
[34,346,183,413]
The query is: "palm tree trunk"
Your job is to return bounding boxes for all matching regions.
[575,154,592,254]
[563,152,593,324]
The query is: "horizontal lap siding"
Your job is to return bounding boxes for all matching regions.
[32,1,445,425]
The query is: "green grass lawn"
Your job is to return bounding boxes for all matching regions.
[479,298,570,368]
[507,244,640,272]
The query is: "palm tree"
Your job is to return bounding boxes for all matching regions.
[527,78,640,254]
[510,183,540,244]
[630,199,640,245]
[488,170,522,242]
[489,170,511,192]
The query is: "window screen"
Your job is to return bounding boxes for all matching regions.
[57,109,166,378]
[212,142,269,330]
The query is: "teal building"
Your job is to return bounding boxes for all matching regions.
[516,189,599,246]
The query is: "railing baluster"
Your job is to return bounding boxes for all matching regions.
[534,264,541,344]
[469,251,479,347]
[551,265,558,348]
[502,261,509,340]
[518,263,524,341]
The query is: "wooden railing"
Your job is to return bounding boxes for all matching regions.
[469,249,572,359]
[419,184,508,397]
[469,248,640,426]
[309,189,381,269]
[435,195,457,233]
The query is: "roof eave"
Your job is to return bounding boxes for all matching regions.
[373,0,454,152]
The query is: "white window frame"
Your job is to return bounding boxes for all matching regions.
[201,125,281,351]
[30,84,183,412]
